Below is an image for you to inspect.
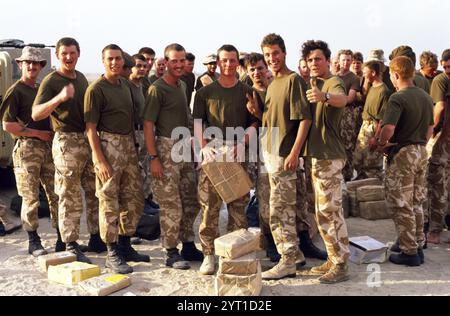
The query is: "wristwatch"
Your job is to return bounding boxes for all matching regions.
[149,155,159,161]
[324,93,331,102]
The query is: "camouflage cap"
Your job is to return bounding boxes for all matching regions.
[366,49,385,63]
[389,45,416,65]
[203,54,217,65]
[15,46,47,67]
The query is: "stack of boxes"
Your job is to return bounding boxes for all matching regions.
[214,228,262,296]
[38,252,132,296]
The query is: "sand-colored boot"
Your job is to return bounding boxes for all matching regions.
[199,255,215,275]
[0,206,22,234]
[262,259,296,280]
[309,259,333,275]
[318,263,350,284]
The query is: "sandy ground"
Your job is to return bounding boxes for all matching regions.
[1,186,450,297]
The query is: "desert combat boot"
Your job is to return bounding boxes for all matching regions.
[318,262,350,284]
[262,259,296,280]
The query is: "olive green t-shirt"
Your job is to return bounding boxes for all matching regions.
[413,73,430,94]
[180,72,196,106]
[142,76,151,97]
[149,75,161,85]
[262,72,312,158]
[430,72,449,103]
[1,81,51,133]
[33,70,88,133]
[338,71,361,95]
[303,76,347,160]
[143,78,190,138]
[362,83,391,121]
[382,86,434,147]
[84,76,134,135]
[193,80,258,135]
[195,72,219,91]
[382,66,396,92]
[127,81,145,126]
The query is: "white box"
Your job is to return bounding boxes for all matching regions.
[349,236,388,264]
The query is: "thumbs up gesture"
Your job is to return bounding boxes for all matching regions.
[306,76,325,104]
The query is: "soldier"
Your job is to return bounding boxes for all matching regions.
[302,40,350,284]
[351,52,364,78]
[353,61,391,180]
[195,54,219,91]
[1,47,57,256]
[337,49,360,181]
[378,56,434,266]
[180,52,196,106]
[298,58,310,83]
[138,47,156,96]
[32,38,104,262]
[144,43,202,270]
[85,44,148,274]
[0,199,21,236]
[193,44,259,275]
[427,49,450,244]
[367,49,395,93]
[149,57,166,84]
[419,51,442,86]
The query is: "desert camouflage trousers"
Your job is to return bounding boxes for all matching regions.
[13,138,58,231]
[340,105,360,181]
[198,162,249,255]
[135,130,152,199]
[53,132,99,242]
[353,120,384,180]
[311,158,350,265]
[385,145,427,254]
[426,133,450,232]
[152,137,200,249]
[95,132,144,244]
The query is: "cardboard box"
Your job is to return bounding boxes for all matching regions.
[215,263,262,296]
[348,190,360,217]
[78,274,132,296]
[48,262,101,285]
[346,178,382,192]
[356,185,385,202]
[215,229,260,259]
[219,253,258,275]
[349,236,388,264]
[203,161,253,204]
[38,251,77,272]
[359,201,391,220]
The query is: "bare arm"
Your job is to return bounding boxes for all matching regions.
[347,89,357,104]
[32,84,74,121]
[427,125,434,141]
[2,121,53,141]
[143,120,164,179]
[86,122,112,182]
[284,119,312,171]
[379,124,396,144]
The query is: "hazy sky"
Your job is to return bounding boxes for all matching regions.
[2,0,449,74]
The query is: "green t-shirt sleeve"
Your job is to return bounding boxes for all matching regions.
[143,85,162,123]
[84,85,102,125]
[1,88,19,123]
[328,78,346,96]
[33,76,55,106]
[350,76,361,92]
[382,94,402,127]
[430,75,448,103]
[376,89,392,121]
[192,90,207,120]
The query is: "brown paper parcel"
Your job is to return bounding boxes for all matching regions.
[214,229,260,259]
[215,263,262,296]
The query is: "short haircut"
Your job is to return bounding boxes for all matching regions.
[244,53,266,68]
[260,33,286,53]
[102,44,123,59]
[217,44,239,61]
[301,40,331,61]
[419,51,438,69]
[390,56,415,80]
[338,49,353,59]
[132,54,146,63]
[353,52,364,63]
[441,49,450,62]
[56,37,80,53]
[164,43,185,60]
[138,47,155,56]
[363,60,382,77]
[186,53,195,62]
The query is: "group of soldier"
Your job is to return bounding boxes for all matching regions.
[0,34,449,285]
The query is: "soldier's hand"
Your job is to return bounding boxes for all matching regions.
[376,142,397,154]
[246,92,261,118]
[284,152,299,172]
[58,84,75,103]
[201,146,218,164]
[150,159,164,179]
[35,130,54,142]
[95,161,114,183]
[368,137,378,151]
[306,86,324,104]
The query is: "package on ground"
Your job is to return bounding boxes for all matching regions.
[78,274,132,296]
[38,251,77,272]
[219,253,258,275]
[348,190,360,217]
[349,236,388,264]
[215,263,262,296]
[48,261,101,285]
[202,161,253,204]
[215,229,260,259]
[356,185,385,202]
[346,178,382,192]
[359,200,391,220]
